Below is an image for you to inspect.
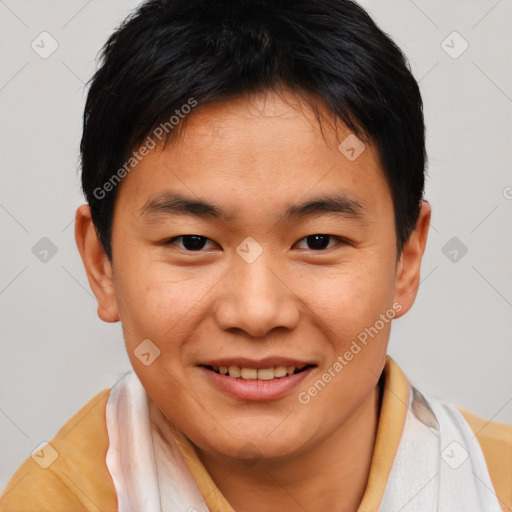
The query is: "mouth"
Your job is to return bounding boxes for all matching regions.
[200,364,315,381]
[198,359,317,401]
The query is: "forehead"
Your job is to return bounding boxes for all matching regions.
[169,91,355,159]
[114,90,391,223]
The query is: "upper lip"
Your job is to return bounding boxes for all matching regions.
[199,357,316,370]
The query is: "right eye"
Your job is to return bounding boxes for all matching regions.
[164,235,218,251]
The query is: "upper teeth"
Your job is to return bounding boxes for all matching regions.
[214,365,298,380]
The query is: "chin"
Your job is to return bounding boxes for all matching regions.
[194,422,313,465]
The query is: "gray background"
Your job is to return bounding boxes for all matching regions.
[1,0,511,491]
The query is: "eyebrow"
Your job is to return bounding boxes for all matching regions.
[140,191,369,222]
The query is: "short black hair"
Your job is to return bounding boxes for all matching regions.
[80,0,426,260]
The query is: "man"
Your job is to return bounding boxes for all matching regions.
[2,0,511,511]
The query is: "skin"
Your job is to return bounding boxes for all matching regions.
[75,89,431,512]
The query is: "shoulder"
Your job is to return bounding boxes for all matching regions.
[0,388,117,512]
[456,406,512,512]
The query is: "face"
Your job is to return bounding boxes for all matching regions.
[77,90,429,465]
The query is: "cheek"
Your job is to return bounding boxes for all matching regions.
[113,253,222,348]
[113,253,180,342]
[302,252,397,345]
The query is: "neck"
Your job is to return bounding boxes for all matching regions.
[196,382,383,512]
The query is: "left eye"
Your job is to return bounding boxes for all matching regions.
[166,235,217,251]
[294,234,342,250]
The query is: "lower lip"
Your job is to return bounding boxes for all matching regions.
[199,366,315,401]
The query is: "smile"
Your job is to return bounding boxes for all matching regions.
[203,364,314,381]
[198,360,317,401]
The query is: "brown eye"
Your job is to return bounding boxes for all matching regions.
[295,234,341,251]
[166,235,215,251]
[306,234,330,250]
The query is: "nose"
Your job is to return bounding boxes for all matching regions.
[213,254,301,338]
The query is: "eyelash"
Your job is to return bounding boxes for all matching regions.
[164,234,346,252]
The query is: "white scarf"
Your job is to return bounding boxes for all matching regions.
[378,386,502,511]
[105,370,502,512]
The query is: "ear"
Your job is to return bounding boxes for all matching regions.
[393,200,432,318]
[74,204,119,323]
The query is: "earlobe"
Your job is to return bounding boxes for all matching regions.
[74,204,120,323]
[393,200,432,318]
